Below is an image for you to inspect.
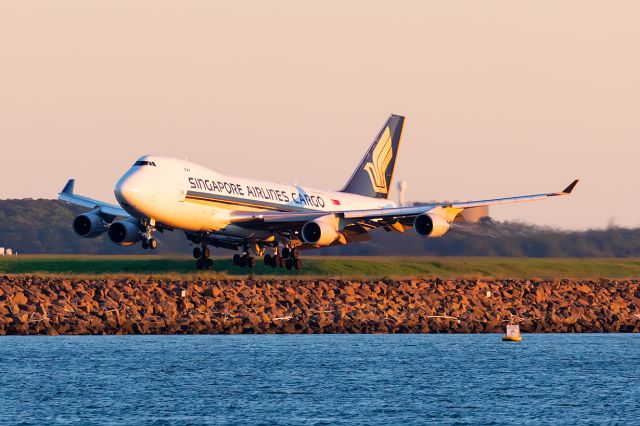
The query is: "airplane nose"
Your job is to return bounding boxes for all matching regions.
[115,173,153,208]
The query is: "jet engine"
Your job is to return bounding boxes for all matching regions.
[413,213,450,238]
[73,213,108,238]
[301,217,340,246]
[107,220,143,246]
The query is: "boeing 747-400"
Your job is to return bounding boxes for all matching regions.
[59,115,578,269]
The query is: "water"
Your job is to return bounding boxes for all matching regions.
[1,335,639,425]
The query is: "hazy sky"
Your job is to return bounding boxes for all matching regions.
[1,1,638,229]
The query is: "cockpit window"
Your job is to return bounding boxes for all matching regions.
[133,161,156,167]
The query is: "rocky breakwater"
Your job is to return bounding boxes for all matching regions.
[0,277,639,335]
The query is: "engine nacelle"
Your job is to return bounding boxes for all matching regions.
[413,213,450,238]
[301,217,340,246]
[108,220,143,246]
[73,213,108,238]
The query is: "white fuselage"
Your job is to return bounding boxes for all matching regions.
[114,156,395,239]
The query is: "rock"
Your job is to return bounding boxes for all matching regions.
[204,287,221,298]
[0,276,636,334]
[13,292,28,306]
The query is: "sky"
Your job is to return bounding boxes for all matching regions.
[0,1,638,230]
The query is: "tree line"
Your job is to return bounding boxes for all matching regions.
[1,199,639,257]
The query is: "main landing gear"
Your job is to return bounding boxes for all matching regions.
[231,245,301,270]
[263,253,283,268]
[232,253,256,268]
[263,247,301,270]
[282,247,302,270]
[193,242,213,270]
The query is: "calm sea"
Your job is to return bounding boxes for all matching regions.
[1,334,639,425]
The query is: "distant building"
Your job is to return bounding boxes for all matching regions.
[397,181,408,207]
[0,247,14,256]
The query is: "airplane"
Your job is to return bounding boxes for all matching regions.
[59,115,579,270]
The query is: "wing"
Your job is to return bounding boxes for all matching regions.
[229,179,579,230]
[58,179,130,218]
[342,179,579,222]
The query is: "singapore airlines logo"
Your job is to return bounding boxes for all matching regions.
[363,126,393,194]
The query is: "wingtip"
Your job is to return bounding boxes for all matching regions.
[61,179,75,195]
[562,179,579,194]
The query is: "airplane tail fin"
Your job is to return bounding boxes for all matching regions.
[339,114,405,199]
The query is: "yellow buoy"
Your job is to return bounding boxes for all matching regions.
[502,324,522,342]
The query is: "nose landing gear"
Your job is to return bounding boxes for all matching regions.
[140,221,158,250]
[141,237,158,250]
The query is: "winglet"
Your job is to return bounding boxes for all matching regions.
[61,179,75,195]
[562,179,579,194]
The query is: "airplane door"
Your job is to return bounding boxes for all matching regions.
[177,182,187,202]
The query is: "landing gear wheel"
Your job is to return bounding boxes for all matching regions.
[245,256,256,268]
[269,255,279,268]
[196,257,214,270]
[193,247,202,259]
[264,254,272,266]
[285,258,293,270]
[233,253,242,266]
[290,248,299,259]
[141,240,149,250]
[148,238,158,250]
[277,255,285,268]
[282,247,291,259]
[294,258,302,270]
[202,247,210,259]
